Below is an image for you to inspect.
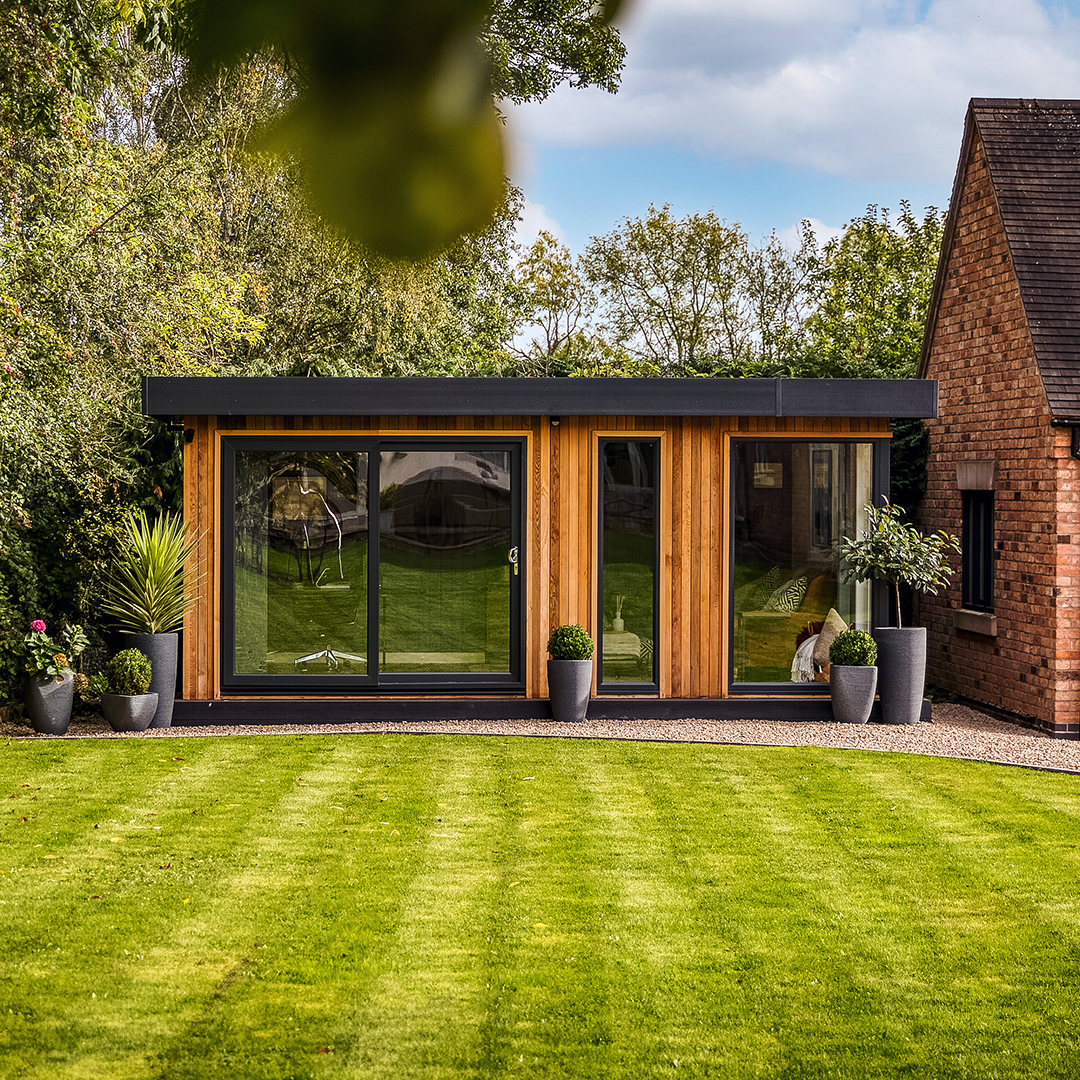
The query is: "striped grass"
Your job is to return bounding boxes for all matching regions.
[2,733,1080,1079]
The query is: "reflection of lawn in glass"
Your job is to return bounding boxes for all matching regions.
[379,543,510,673]
[603,530,654,683]
[235,541,369,675]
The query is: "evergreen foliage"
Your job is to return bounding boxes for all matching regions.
[829,628,878,668]
[547,624,595,660]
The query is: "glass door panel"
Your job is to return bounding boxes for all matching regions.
[232,448,369,677]
[599,439,658,688]
[378,449,514,675]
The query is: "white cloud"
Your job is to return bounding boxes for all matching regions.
[512,197,566,253]
[776,217,846,249]
[509,0,1080,184]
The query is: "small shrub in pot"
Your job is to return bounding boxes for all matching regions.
[90,649,158,732]
[829,629,878,668]
[546,624,594,723]
[828,629,878,724]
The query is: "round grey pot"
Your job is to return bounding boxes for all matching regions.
[131,633,177,729]
[874,627,927,725]
[25,673,74,735]
[101,692,159,733]
[547,659,593,723]
[830,665,878,724]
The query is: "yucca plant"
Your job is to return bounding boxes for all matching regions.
[102,510,199,634]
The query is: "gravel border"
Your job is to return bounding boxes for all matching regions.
[4,703,1080,775]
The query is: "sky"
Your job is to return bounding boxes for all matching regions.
[505,0,1080,253]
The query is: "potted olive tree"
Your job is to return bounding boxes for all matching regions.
[839,502,960,725]
[90,649,158,732]
[547,624,595,723]
[828,629,878,724]
[102,510,198,729]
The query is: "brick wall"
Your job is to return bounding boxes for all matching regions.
[920,129,1078,734]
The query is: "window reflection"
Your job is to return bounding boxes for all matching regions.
[732,441,873,684]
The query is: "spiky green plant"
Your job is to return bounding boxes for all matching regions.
[102,510,199,634]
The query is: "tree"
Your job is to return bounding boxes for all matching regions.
[173,0,627,258]
[797,203,945,379]
[582,205,812,376]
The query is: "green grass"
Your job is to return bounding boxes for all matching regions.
[2,735,1080,1079]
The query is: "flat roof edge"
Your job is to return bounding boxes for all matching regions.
[142,376,938,420]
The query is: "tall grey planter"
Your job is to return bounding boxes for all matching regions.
[547,659,593,723]
[131,632,177,729]
[874,627,926,726]
[830,666,878,724]
[25,673,74,735]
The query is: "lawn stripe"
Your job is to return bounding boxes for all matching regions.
[328,735,515,1077]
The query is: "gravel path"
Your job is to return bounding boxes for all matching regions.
[4,703,1080,774]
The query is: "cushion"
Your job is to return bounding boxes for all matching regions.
[813,607,848,667]
[763,575,808,612]
[802,572,837,615]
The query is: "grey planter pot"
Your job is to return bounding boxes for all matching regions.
[25,673,74,735]
[830,666,878,724]
[874,627,927,725]
[130,633,177,729]
[547,659,593,723]
[101,692,159,733]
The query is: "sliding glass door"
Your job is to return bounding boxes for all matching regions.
[222,438,524,693]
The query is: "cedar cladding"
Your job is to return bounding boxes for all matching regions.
[181,413,889,702]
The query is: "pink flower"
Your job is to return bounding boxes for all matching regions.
[30,620,46,633]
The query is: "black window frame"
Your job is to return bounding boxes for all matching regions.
[597,436,661,694]
[962,488,994,613]
[220,435,526,695]
[727,436,889,694]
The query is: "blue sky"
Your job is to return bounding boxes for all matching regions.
[506,0,1080,252]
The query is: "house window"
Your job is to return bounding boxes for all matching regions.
[598,439,659,690]
[221,436,524,693]
[730,440,877,686]
[962,489,994,612]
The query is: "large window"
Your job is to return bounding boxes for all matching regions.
[222,438,523,693]
[962,489,994,612]
[731,440,877,686]
[598,439,659,689]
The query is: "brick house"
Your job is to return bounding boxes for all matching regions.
[919,98,1080,738]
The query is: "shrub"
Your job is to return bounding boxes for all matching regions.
[547,624,594,660]
[94,649,153,696]
[829,629,878,667]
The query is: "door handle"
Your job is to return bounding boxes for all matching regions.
[508,546,519,575]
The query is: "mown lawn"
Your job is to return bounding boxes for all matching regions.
[2,733,1079,1079]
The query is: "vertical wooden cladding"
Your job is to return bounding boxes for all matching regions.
[182,413,890,702]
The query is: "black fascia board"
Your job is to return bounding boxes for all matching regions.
[143,376,937,420]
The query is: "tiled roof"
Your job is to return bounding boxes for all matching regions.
[959,99,1080,419]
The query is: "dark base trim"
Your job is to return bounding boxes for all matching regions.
[949,694,1080,741]
[171,697,933,725]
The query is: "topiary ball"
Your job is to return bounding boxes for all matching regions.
[547,624,595,660]
[103,648,153,696]
[829,629,878,667]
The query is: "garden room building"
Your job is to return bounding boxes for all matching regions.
[143,376,936,723]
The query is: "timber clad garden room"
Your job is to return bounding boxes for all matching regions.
[143,376,937,723]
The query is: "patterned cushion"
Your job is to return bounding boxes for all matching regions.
[763,575,809,612]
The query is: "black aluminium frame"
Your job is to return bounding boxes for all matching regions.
[727,435,891,694]
[220,435,527,695]
[596,437,661,694]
